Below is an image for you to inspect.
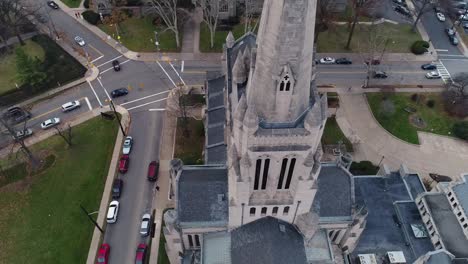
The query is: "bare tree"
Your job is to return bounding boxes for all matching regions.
[345,0,377,50]
[315,0,337,43]
[194,0,221,49]
[54,124,73,147]
[0,0,39,45]
[442,73,468,117]
[146,0,184,48]
[412,0,432,32]
[243,0,255,34]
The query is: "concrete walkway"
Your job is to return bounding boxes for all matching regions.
[335,91,468,179]
[0,32,38,49]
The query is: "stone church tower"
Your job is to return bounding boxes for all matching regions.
[227,0,327,231]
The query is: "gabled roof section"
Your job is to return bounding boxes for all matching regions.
[453,174,468,216]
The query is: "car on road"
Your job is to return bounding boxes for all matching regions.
[96,244,110,264]
[437,12,446,21]
[335,58,352,64]
[372,71,388,79]
[112,60,121,71]
[3,106,31,124]
[74,36,85,46]
[140,213,152,236]
[449,35,459,45]
[319,57,336,64]
[41,118,60,129]
[122,136,133,155]
[135,244,147,264]
[421,63,437,70]
[119,154,130,173]
[364,58,381,65]
[106,200,119,224]
[112,179,123,199]
[111,88,129,98]
[147,161,159,181]
[425,71,441,79]
[13,129,33,140]
[61,100,81,112]
[394,5,411,16]
[446,28,456,36]
[47,1,59,9]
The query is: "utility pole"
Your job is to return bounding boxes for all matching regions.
[80,204,104,234]
[109,100,126,136]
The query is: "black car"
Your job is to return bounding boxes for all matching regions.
[449,35,459,45]
[112,179,123,199]
[335,58,352,64]
[394,5,411,16]
[373,71,388,79]
[47,1,59,9]
[112,60,121,71]
[421,63,437,70]
[111,88,129,98]
[2,106,31,124]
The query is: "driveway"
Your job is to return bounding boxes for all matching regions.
[335,92,468,178]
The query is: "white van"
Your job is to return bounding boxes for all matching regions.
[106,200,119,224]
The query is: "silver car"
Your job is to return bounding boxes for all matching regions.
[122,136,133,155]
[41,117,60,129]
[74,36,85,46]
[140,213,152,236]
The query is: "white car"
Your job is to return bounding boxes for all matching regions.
[13,129,33,140]
[106,200,120,224]
[40,117,60,129]
[140,213,152,236]
[436,12,446,22]
[61,100,80,112]
[74,36,85,46]
[122,136,133,155]
[319,57,336,64]
[425,71,441,79]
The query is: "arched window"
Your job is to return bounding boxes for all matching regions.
[285,158,296,189]
[254,159,262,190]
[250,207,256,216]
[194,234,200,247]
[188,235,194,247]
[261,159,270,190]
[283,206,290,216]
[272,207,279,216]
[277,158,288,189]
[279,75,291,92]
[261,207,267,216]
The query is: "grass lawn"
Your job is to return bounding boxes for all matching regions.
[0,40,45,95]
[59,0,81,8]
[174,118,204,165]
[98,17,180,52]
[200,23,248,52]
[322,116,354,152]
[316,23,422,53]
[367,93,461,144]
[157,208,172,264]
[0,117,118,263]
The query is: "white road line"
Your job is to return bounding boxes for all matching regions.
[169,61,188,87]
[96,77,112,101]
[436,60,452,83]
[435,49,449,52]
[84,97,92,110]
[87,80,103,107]
[439,58,468,61]
[91,55,104,63]
[96,55,123,68]
[148,108,166,112]
[121,90,170,106]
[126,98,167,111]
[157,60,177,88]
[438,54,466,57]
[100,59,132,75]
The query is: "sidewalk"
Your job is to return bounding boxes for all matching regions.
[0,32,38,48]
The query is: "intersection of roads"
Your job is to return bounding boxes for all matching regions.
[2,0,468,263]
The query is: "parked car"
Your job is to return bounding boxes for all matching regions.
[364,59,381,65]
[433,6,442,13]
[13,129,33,140]
[47,0,59,9]
[112,179,123,199]
[335,58,352,64]
[106,200,119,224]
[459,14,468,21]
[135,244,147,264]
[111,88,129,98]
[147,161,159,181]
[463,22,468,29]
[2,106,31,124]
[112,60,121,71]
[74,36,85,46]
[372,71,388,79]
[421,63,437,70]
[437,12,446,21]
[96,244,110,264]
[449,35,459,45]
[61,100,81,112]
[393,0,408,7]
[119,154,130,173]
[395,5,411,16]
[41,118,60,129]
[319,57,336,64]
[122,136,133,155]
[140,213,152,236]
[425,71,441,79]
[446,28,456,36]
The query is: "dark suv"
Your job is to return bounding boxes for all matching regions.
[112,179,123,199]
[373,71,388,79]
[112,60,121,71]
[111,88,128,98]
[2,107,31,124]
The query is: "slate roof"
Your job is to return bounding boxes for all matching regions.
[177,166,228,227]
[202,231,231,264]
[404,174,426,200]
[205,75,227,165]
[231,216,307,264]
[313,165,353,219]
[424,194,468,258]
[424,251,454,264]
[453,174,468,216]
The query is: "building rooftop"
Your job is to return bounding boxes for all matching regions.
[453,174,468,216]
[304,229,334,264]
[177,166,228,227]
[404,174,426,200]
[231,216,307,264]
[202,231,231,264]
[205,75,227,165]
[424,194,468,258]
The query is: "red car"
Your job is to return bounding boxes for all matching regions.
[96,244,110,264]
[119,154,130,173]
[147,161,159,181]
[135,243,147,264]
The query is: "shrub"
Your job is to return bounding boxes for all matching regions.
[82,10,100,25]
[411,40,429,55]
[426,99,435,108]
[411,93,418,102]
[83,0,89,8]
[350,161,379,175]
[453,121,468,140]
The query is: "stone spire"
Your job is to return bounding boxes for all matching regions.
[232,50,247,84]
[226,31,235,48]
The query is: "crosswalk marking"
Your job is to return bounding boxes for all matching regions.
[434,60,452,83]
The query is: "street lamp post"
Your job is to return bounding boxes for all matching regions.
[80,204,104,233]
[109,100,126,136]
